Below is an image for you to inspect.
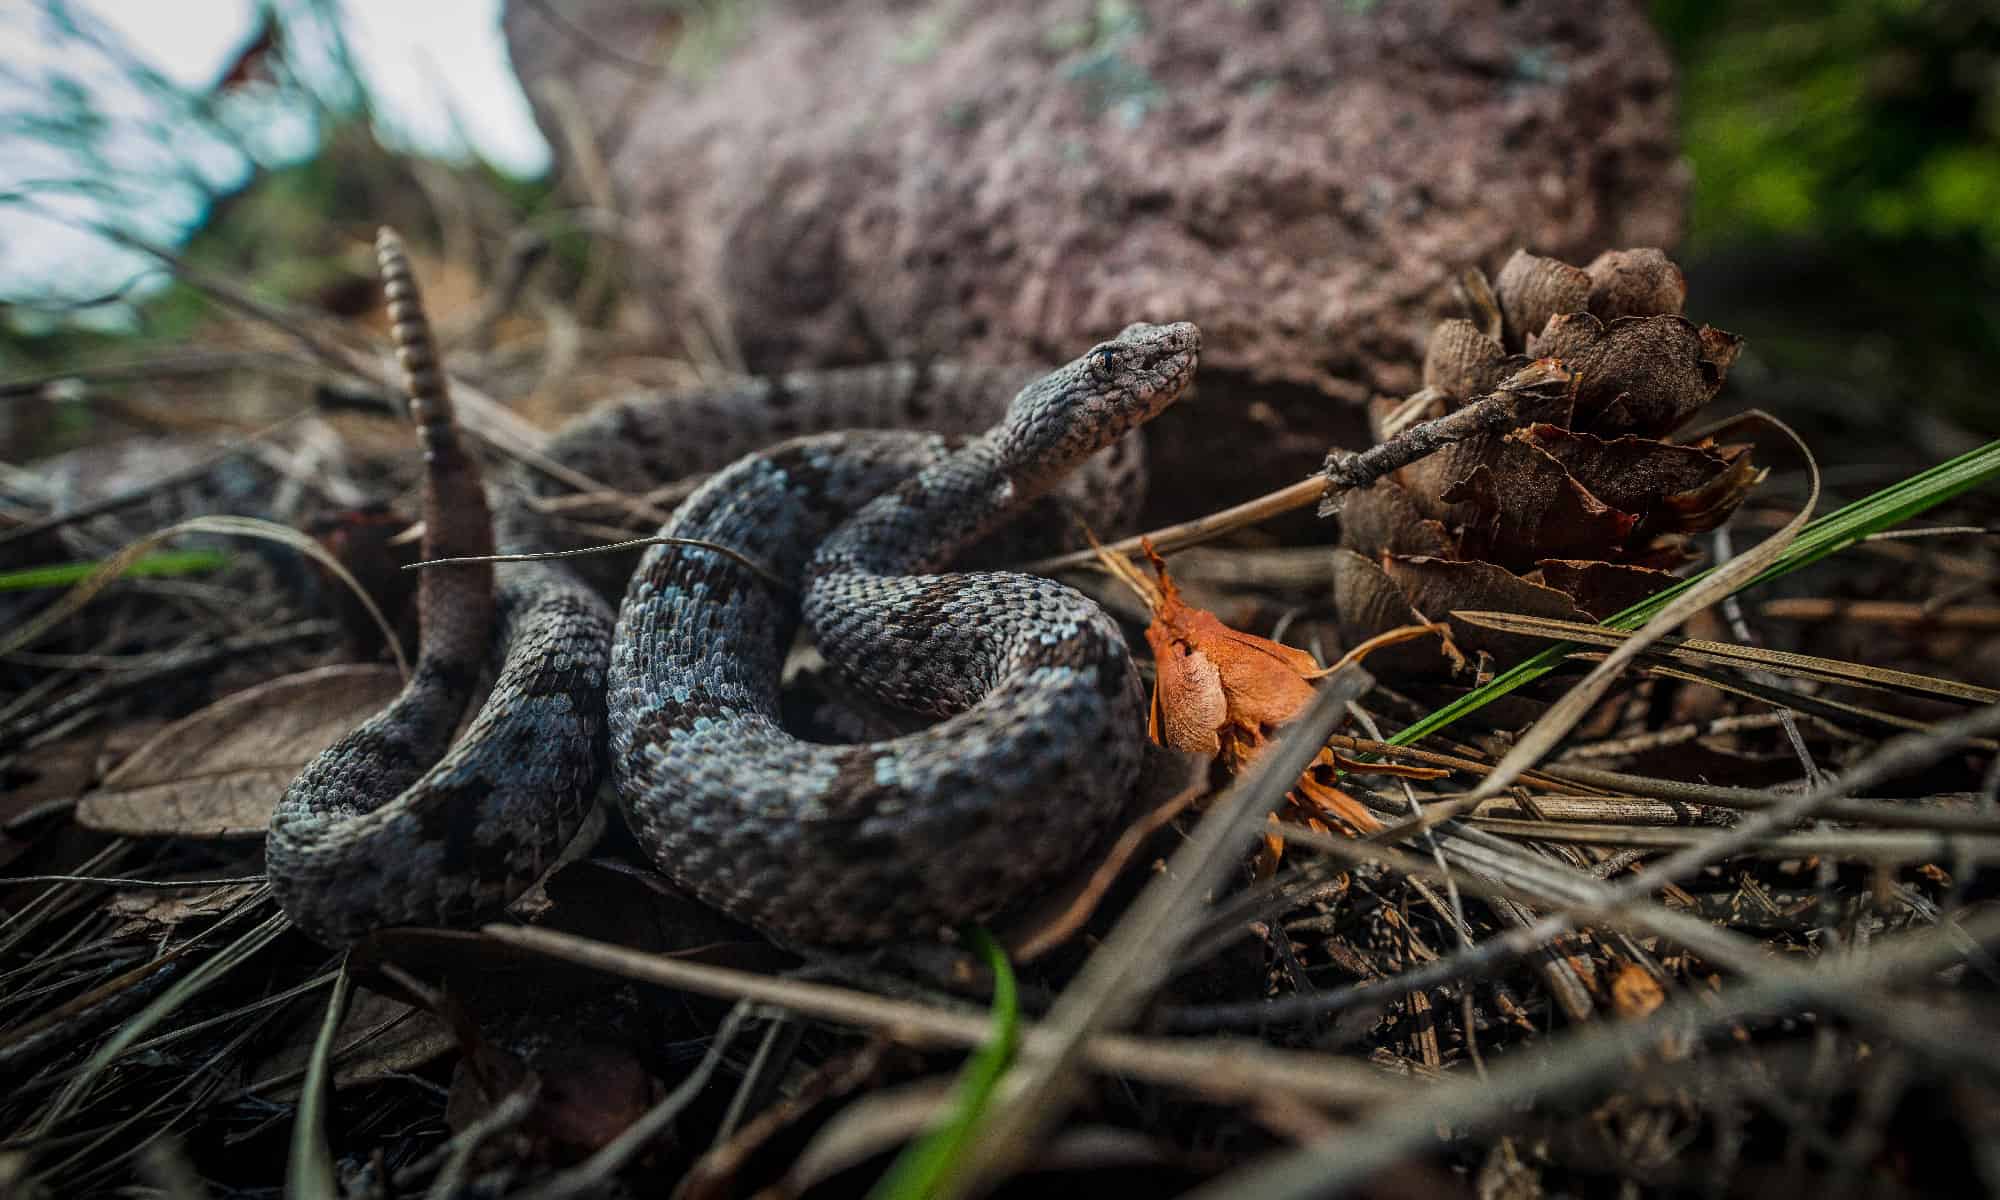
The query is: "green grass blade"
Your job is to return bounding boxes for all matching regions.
[1389,437,2000,750]
[0,548,229,591]
[869,926,1020,1200]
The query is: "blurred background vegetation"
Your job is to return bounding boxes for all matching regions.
[5,0,1998,452]
[1656,0,2000,441]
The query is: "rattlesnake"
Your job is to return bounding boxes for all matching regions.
[266,229,1199,946]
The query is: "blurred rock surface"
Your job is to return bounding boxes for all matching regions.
[504,0,1684,516]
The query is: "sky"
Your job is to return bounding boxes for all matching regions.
[0,0,549,319]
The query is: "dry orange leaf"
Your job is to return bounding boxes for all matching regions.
[1610,961,1666,1019]
[1097,539,1439,844]
[1139,543,1320,758]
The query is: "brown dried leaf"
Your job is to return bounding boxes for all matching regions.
[1521,424,1758,537]
[1136,544,1325,756]
[0,721,166,872]
[1440,434,1638,570]
[76,664,401,838]
[1422,318,1511,400]
[1699,323,1745,379]
[1330,549,1453,677]
[1530,560,1680,621]
[1583,248,1686,321]
[1526,309,1604,365]
[505,1040,655,1158]
[1570,314,1717,436]
[1610,961,1666,1019]
[106,882,264,937]
[1495,250,1590,349]
[1379,555,1594,664]
[250,986,454,1100]
[1336,478,1455,559]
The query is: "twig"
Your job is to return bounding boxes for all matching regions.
[1466,817,2000,859]
[1318,394,1516,512]
[480,922,1402,1110]
[1166,701,2000,1033]
[0,622,335,754]
[1020,474,1325,573]
[1759,598,2000,629]
[512,1005,753,1200]
[0,412,311,551]
[407,533,791,593]
[1180,905,2000,1200]
[1317,359,1575,515]
[949,667,1377,1194]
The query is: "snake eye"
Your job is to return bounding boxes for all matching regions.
[1088,346,1120,380]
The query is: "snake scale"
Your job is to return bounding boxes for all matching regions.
[267,230,1200,946]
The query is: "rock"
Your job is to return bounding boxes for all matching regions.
[504,0,1685,518]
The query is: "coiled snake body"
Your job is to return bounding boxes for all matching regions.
[267,231,1200,946]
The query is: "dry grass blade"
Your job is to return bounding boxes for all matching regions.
[0,947,184,1079]
[1457,412,1819,809]
[1760,597,2000,629]
[285,958,352,1200]
[0,412,310,552]
[477,924,1400,1110]
[948,666,1376,1196]
[1329,733,2000,835]
[1183,904,2000,1200]
[31,907,287,1139]
[1466,817,2000,858]
[1622,659,1964,742]
[86,221,660,516]
[1453,610,1999,704]
[408,532,793,593]
[1170,702,2000,1042]
[0,515,410,682]
[1019,474,1326,573]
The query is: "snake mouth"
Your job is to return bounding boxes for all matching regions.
[1106,319,1202,426]
[1154,320,1201,401]
[997,320,1203,485]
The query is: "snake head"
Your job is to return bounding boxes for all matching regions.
[1000,320,1200,493]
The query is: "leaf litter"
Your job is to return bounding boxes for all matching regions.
[1,212,1998,1200]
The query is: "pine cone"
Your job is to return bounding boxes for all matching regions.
[1332,248,1762,671]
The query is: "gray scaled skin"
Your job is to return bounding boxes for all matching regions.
[609,322,1200,944]
[267,231,1197,947]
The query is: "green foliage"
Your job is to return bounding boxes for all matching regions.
[869,926,1019,1200]
[0,550,230,592]
[1657,0,2000,252]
